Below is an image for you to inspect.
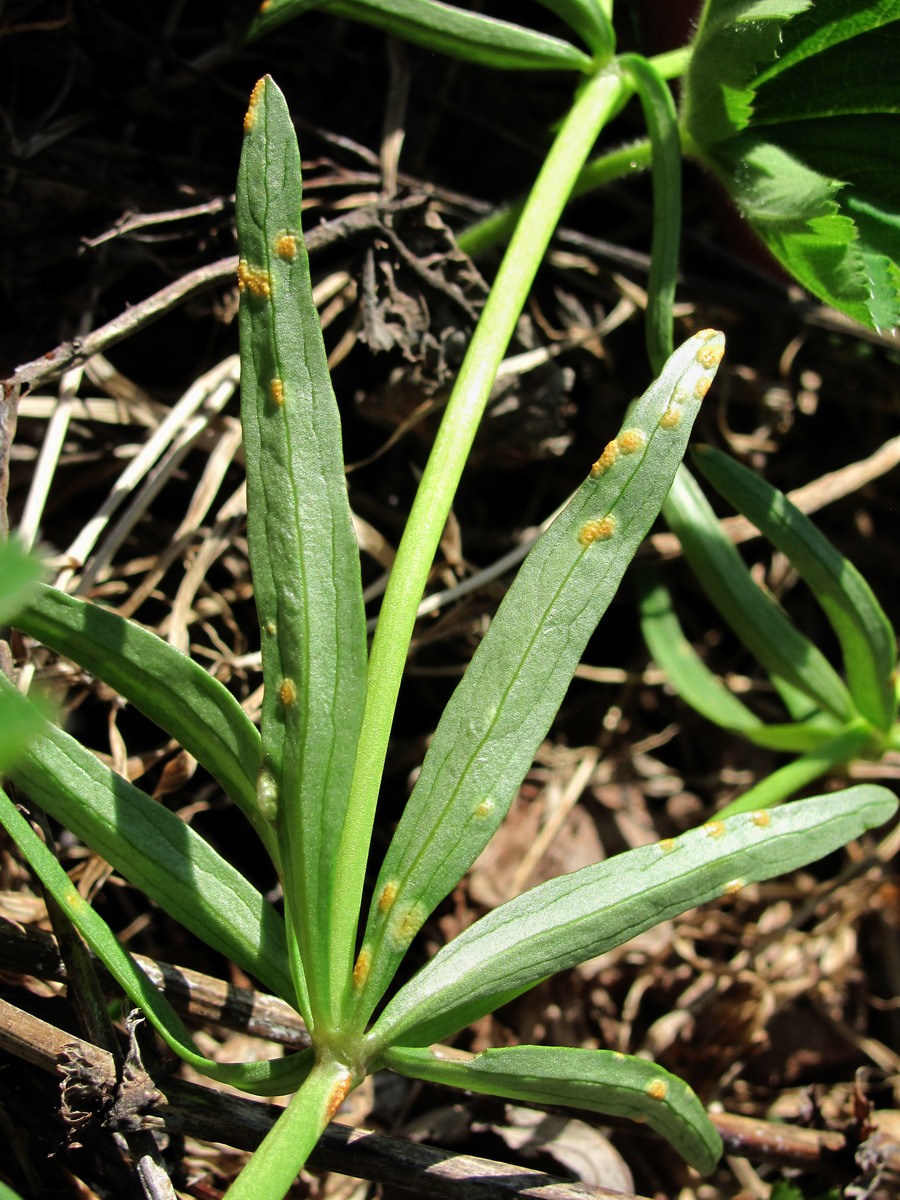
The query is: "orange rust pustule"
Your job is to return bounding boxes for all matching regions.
[244,78,266,133]
[274,233,297,261]
[590,439,619,478]
[237,259,272,299]
[577,515,616,547]
[617,428,645,454]
[326,1072,354,1121]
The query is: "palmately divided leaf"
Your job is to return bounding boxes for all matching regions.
[368,785,896,1048]
[683,0,900,330]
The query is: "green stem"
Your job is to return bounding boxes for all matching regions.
[223,1054,354,1200]
[716,722,876,817]
[330,63,631,1016]
[457,47,688,260]
[458,138,651,259]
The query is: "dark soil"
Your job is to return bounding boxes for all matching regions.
[1,3,898,1199]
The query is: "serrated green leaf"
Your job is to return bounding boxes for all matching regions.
[662,466,856,724]
[693,445,898,732]
[0,783,311,1097]
[350,332,726,1025]
[0,675,294,1003]
[682,0,812,147]
[753,0,900,85]
[15,585,272,856]
[383,1044,722,1174]
[683,0,900,330]
[247,0,593,73]
[367,785,896,1047]
[237,76,368,1026]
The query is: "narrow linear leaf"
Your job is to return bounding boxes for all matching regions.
[693,444,898,733]
[0,785,311,1097]
[15,584,271,856]
[237,76,368,1024]
[0,676,294,1003]
[247,0,593,73]
[716,722,877,815]
[618,54,681,371]
[0,539,42,624]
[351,331,727,1024]
[532,0,614,57]
[0,680,45,775]
[662,465,855,723]
[368,785,896,1047]
[383,1044,721,1174]
[636,567,845,752]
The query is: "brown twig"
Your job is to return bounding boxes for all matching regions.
[0,918,308,1049]
[0,996,653,1200]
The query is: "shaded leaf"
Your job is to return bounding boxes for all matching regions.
[369,786,896,1047]
[247,0,593,72]
[351,331,726,1025]
[237,76,368,1025]
[384,1044,722,1174]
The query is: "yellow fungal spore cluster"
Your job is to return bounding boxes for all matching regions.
[661,328,724,429]
[279,677,298,707]
[274,233,297,261]
[646,1078,669,1101]
[243,78,266,134]
[269,378,285,406]
[577,514,616,547]
[237,259,272,299]
[352,948,371,990]
[388,904,425,951]
[378,881,398,914]
[590,428,646,478]
[590,439,619,478]
[326,1071,354,1121]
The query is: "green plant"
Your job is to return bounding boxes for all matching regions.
[638,446,900,814]
[248,1,900,335]
[3,68,897,1200]
[0,540,44,774]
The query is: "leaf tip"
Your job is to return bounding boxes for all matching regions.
[243,77,267,134]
